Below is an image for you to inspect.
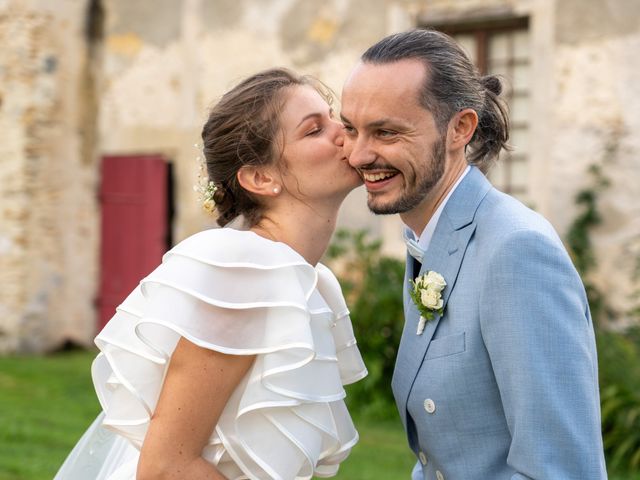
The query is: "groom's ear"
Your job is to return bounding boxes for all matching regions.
[237,166,281,198]
[447,108,478,151]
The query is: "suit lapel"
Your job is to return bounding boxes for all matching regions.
[392,167,492,428]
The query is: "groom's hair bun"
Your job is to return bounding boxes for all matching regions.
[481,75,502,96]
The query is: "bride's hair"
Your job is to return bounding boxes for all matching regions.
[201,68,332,227]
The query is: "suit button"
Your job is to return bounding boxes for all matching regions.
[424,398,436,414]
[418,451,427,465]
[436,470,444,480]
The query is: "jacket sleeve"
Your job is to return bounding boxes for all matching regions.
[479,228,607,479]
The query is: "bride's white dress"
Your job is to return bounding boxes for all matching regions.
[55,228,367,480]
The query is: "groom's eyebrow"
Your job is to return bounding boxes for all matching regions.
[340,114,404,130]
[368,118,397,128]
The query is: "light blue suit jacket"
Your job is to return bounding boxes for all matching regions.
[392,167,607,479]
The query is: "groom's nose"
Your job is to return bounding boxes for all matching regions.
[345,135,375,169]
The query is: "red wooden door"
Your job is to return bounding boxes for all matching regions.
[98,155,170,330]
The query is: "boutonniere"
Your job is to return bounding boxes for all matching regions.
[410,271,447,335]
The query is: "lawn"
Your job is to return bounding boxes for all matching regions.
[0,350,414,480]
[0,350,101,480]
[0,350,638,480]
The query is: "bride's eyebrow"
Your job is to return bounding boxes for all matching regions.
[296,107,333,128]
[296,113,321,128]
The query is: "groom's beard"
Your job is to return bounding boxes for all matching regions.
[367,133,446,215]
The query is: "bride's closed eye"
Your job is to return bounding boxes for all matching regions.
[305,127,323,136]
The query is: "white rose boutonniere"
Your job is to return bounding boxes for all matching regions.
[410,271,447,335]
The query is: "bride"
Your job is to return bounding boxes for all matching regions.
[55,68,367,479]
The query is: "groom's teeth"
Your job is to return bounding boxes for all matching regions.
[363,172,395,182]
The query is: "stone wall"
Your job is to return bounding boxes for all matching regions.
[97,0,397,245]
[0,0,638,353]
[552,0,640,322]
[94,0,640,325]
[0,0,98,353]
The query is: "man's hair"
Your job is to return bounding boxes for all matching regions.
[362,29,510,169]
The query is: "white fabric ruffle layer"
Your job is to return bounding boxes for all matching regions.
[65,228,367,480]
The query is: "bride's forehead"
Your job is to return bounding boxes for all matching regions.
[284,85,326,108]
[281,87,329,120]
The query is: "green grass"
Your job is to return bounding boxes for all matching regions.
[336,416,414,479]
[0,350,413,480]
[0,351,638,480]
[0,350,101,480]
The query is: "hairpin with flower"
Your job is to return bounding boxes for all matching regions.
[193,143,218,214]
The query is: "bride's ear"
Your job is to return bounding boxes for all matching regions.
[237,166,281,198]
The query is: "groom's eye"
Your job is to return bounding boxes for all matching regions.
[377,129,397,138]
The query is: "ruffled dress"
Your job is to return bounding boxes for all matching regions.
[55,228,367,480]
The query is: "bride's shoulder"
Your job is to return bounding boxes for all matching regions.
[315,262,339,286]
[314,263,349,312]
[166,228,309,269]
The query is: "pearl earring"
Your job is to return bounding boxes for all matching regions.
[273,186,280,194]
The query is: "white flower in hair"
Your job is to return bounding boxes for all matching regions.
[193,144,218,214]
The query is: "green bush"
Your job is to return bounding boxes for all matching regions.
[326,229,405,419]
[597,327,640,472]
[601,384,640,470]
[564,160,640,474]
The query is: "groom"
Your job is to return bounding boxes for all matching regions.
[341,29,607,479]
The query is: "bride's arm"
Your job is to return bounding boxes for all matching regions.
[137,336,255,480]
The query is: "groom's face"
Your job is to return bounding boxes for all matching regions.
[341,59,446,215]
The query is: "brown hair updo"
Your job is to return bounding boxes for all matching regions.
[201,68,331,227]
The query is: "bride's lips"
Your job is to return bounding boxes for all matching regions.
[359,170,399,191]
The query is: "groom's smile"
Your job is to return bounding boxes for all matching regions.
[361,170,397,183]
[359,168,400,192]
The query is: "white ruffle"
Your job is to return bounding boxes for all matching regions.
[92,228,367,480]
